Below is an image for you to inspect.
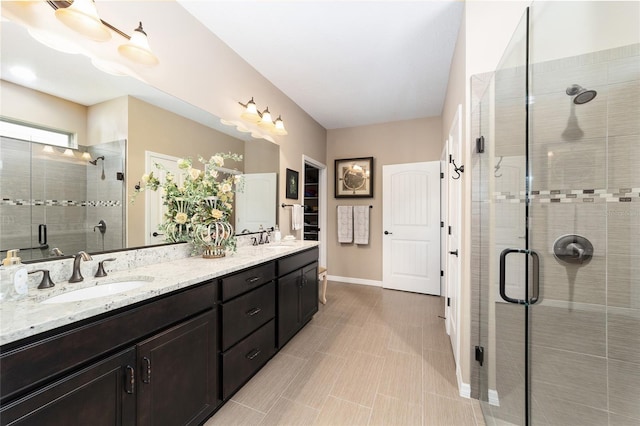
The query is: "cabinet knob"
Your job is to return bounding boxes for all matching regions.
[384,230,392,235]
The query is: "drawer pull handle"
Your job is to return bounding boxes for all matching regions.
[142,357,151,384]
[246,349,261,360]
[247,307,262,316]
[125,365,135,394]
[247,276,260,284]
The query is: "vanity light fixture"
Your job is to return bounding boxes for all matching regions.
[54,0,111,42]
[42,145,55,154]
[81,151,93,161]
[47,1,159,67]
[63,148,75,157]
[273,116,288,136]
[238,97,288,136]
[258,107,275,130]
[117,22,159,67]
[239,97,261,123]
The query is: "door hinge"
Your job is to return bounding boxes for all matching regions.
[476,136,485,153]
[447,297,451,307]
[448,226,452,235]
[440,221,444,228]
[475,346,485,366]
[449,154,453,164]
[440,172,444,179]
[440,270,444,277]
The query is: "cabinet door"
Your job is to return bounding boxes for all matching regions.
[300,262,319,325]
[137,310,218,426]
[278,270,301,347]
[0,348,136,426]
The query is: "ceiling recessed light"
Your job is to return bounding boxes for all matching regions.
[10,66,36,82]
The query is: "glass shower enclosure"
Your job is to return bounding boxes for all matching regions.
[472,2,639,425]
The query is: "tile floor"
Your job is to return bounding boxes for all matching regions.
[205,281,485,426]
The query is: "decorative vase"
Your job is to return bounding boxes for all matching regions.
[197,220,234,258]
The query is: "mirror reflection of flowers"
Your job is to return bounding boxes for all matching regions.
[133,152,244,256]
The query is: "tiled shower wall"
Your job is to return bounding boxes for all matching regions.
[472,43,639,426]
[0,138,125,260]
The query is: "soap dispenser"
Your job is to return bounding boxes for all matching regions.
[273,225,282,244]
[1,249,29,301]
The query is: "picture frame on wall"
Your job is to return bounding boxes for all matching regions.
[334,157,374,198]
[286,168,299,199]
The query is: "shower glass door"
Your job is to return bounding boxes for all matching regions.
[476,2,640,425]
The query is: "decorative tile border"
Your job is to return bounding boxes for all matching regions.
[1,198,122,207]
[494,188,640,203]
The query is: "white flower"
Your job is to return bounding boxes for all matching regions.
[211,209,223,220]
[177,159,190,169]
[166,173,174,182]
[221,183,232,193]
[224,202,232,210]
[189,168,201,180]
[212,155,224,167]
[209,169,219,179]
[142,174,150,183]
[175,212,188,224]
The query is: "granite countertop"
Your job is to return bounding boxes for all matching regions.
[0,241,318,346]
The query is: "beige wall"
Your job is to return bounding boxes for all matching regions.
[1,80,88,146]
[127,96,246,247]
[86,97,128,146]
[326,116,442,281]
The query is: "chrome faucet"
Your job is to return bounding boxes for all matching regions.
[69,251,93,283]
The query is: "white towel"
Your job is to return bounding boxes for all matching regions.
[353,206,370,245]
[291,204,303,231]
[337,206,353,243]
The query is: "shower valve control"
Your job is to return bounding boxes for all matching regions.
[553,234,593,265]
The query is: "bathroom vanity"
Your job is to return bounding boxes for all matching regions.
[0,242,318,425]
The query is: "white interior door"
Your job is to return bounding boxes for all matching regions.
[382,162,440,295]
[235,173,277,232]
[145,151,182,245]
[446,105,462,364]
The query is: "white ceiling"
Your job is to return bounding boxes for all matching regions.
[178,1,464,129]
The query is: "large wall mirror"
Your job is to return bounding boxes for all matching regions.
[0,16,279,262]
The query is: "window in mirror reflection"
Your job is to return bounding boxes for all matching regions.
[0,118,74,148]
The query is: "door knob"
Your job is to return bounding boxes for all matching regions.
[449,250,459,257]
[384,231,392,235]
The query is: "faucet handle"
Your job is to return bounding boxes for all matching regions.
[95,258,116,277]
[29,269,55,289]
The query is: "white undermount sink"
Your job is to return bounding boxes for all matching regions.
[41,279,151,304]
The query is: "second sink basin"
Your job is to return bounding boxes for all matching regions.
[42,279,151,304]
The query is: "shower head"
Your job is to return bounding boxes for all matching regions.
[566,84,597,104]
[89,156,105,165]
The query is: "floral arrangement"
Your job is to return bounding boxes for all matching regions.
[133,152,244,256]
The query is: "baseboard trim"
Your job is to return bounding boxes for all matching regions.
[488,389,500,406]
[326,275,382,287]
[457,364,471,399]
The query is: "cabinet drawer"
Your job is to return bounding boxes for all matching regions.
[278,247,318,277]
[220,262,276,302]
[221,320,275,399]
[221,281,275,351]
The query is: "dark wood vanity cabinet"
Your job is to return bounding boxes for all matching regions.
[0,282,218,426]
[277,248,319,348]
[136,310,217,426]
[218,264,277,400]
[0,348,137,426]
[0,247,319,425]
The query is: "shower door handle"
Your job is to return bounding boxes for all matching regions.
[499,248,540,305]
